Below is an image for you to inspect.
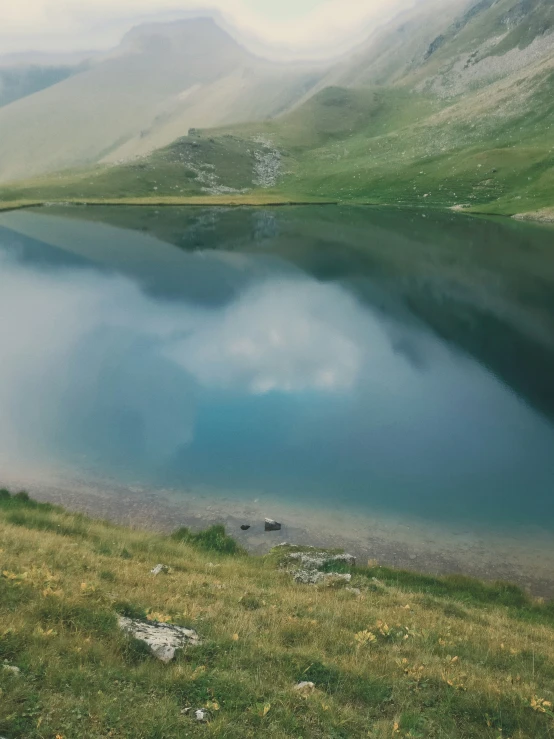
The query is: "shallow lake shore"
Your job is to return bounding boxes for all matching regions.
[3,468,554,598]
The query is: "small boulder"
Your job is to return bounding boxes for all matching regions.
[265,518,282,532]
[151,564,170,576]
[294,681,316,696]
[118,617,200,663]
[195,709,207,722]
[240,525,251,531]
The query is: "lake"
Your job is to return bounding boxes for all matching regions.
[1,205,553,590]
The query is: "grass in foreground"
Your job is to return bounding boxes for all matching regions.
[2,491,554,738]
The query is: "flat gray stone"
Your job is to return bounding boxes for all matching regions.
[118,617,200,662]
[151,564,170,575]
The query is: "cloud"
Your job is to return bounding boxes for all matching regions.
[0,249,363,476]
[164,280,362,394]
[0,0,418,59]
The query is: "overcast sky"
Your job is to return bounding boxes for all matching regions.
[0,0,419,60]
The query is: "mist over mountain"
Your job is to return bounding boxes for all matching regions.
[0,0,553,217]
[0,18,324,184]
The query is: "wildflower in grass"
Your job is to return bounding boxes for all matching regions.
[2,570,26,581]
[376,620,391,638]
[42,587,63,597]
[34,626,57,638]
[442,673,466,691]
[401,660,425,687]
[530,696,554,717]
[354,629,377,647]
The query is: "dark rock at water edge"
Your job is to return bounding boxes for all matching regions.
[265,518,282,532]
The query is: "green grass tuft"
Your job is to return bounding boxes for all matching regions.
[171,524,245,556]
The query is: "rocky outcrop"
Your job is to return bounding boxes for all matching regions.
[287,552,355,568]
[277,546,357,587]
[293,571,352,585]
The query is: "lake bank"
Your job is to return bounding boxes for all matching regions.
[0,195,337,212]
[1,197,552,223]
[4,469,554,598]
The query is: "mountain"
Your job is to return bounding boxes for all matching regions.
[1,2,553,216]
[0,18,323,184]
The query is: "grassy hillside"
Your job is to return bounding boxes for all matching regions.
[4,75,552,216]
[2,489,554,738]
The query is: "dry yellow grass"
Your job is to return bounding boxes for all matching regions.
[0,194,337,213]
[0,199,43,212]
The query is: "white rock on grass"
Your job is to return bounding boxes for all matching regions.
[2,663,21,676]
[294,681,316,696]
[118,617,200,663]
[150,564,170,576]
[293,571,352,586]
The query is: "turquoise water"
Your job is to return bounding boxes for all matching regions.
[0,205,553,532]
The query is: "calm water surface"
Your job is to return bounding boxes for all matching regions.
[0,205,553,535]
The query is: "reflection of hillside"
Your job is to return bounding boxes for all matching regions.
[278,210,554,423]
[30,204,554,423]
